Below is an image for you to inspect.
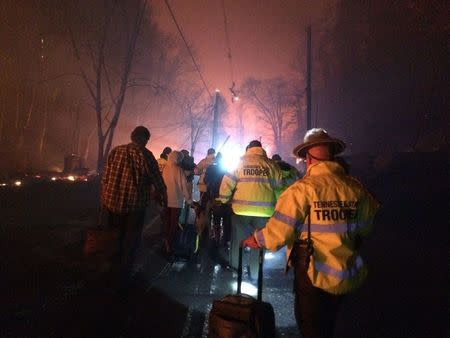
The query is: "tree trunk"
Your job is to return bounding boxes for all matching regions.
[102,2,145,165]
[71,104,80,155]
[97,135,105,173]
[0,90,4,142]
[82,127,95,169]
[38,95,49,169]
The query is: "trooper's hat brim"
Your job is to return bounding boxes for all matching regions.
[293,137,345,158]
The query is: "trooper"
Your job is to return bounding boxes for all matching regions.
[218,140,283,280]
[243,128,380,338]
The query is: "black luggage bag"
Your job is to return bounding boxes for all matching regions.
[173,222,198,260]
[208,247,275,338]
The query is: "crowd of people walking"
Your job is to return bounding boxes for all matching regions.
[99,125,379,337]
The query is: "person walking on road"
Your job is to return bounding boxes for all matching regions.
[161,150,194,257]
[194,148,216,240]
[218,140,283,280]
[100,126,167,295]
[195,148,216,201]
[179,149,197,225]
[204,152,232,248]
[243,128,380,338]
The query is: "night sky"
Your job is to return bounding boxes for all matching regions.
[0,0,447,173]
[152,0,331,93]
[150,1,448,159]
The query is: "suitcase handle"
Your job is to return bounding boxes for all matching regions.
[237,246,264,301]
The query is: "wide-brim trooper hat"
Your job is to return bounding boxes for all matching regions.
[293,128,346,158]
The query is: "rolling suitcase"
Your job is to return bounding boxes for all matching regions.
[173,202,198,261]
[208,247,276,338]
[173,202,199,260]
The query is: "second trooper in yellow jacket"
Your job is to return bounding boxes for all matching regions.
[218,140,283,278]
[243,129,379,338]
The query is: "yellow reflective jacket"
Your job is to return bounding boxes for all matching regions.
[254,161,380,294]
[218,147,283,217]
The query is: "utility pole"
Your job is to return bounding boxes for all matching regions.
[211,89,220,149]
[306,25,312,130]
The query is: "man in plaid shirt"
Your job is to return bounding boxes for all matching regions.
[101,126,167,295]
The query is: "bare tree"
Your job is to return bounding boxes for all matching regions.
[290,47,307,140]
[240,77,297,155]
[65,0,150,172]
[0,0,56,171]
[158,84,215,156]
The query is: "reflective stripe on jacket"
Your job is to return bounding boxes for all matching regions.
[218,147,283,217]
[254,161,379,294]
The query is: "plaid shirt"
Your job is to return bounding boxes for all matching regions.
[101,142,166,214]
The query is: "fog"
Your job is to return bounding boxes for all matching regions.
[0,0,447,175]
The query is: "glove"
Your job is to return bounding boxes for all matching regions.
[242,235,260,249]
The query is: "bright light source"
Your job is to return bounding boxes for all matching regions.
[231,281,258,297]
[67,175,75,181]
[14,180,22,186]
[215,89,220,93]
[264,252,275,260]
[51,177,57,181]
[220,141,244,172]
[0,183,7,187]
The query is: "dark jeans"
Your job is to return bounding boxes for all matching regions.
[230,214,268,278]
[162,207,181,252]
[211,203,232,244]
[109,209,145,292]
[293,245,345,338]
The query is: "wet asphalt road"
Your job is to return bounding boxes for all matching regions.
[134,234,298,337]
[1,154,448,337]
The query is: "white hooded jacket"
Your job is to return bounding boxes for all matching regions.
[162,151,193,208]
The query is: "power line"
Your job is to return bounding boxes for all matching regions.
[221,0,234,85]
[221,0,238,103]
[164,0,212,98]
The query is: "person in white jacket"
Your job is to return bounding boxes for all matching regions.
[162,151,193,256]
